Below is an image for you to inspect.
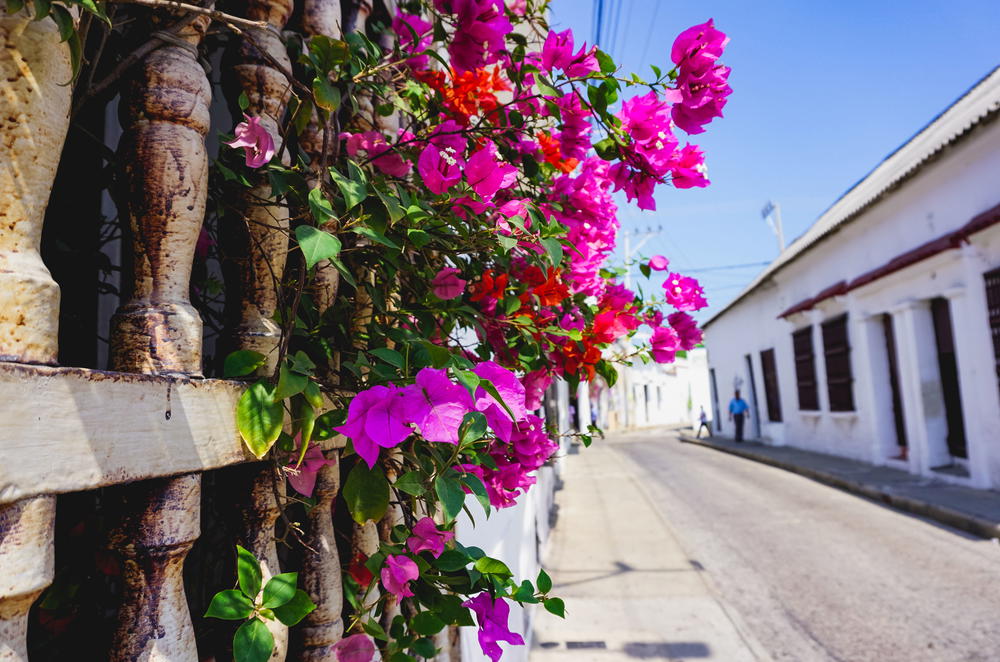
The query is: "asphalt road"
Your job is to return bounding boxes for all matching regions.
[610,428,1000,662]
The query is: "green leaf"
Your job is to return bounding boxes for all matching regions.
[459,473,491,515]
[306,186,337,225]
[204,589,254,620]
[237,381,284,459]
[497,234,518,253]
[376,188,405,223]
[275,363,307,400]
[312,76,341,111]
[48,3,73,41]
[407,228,432,248]
[473,556,512,577]
[330,166,367,211]
[459,411,488,446]
[364,618,389,641]
[433,550,469,572]
[343,462,390,524]
[639,262,651,278]
[303,380,324,409]
[272,588,317,626]
[541,238,563,267]
[262,572,298,608]
[434,472,466,523]
[225,350,267,378]
[535,75,561,98]
[411,638,438,659]
[477,379,516,421]
[352,226,400,250]
[5,0,25,13]
[370,347,404,368]
[453,369,480,398]
[543,597,566,618]
[596,49,616,74]
[292,397,316,451]
[394,470,427,496]
[233,618,274,662]
[236,545,262,600]
[31,0,50,20]
[537,568,552,593]
[295,225,342,270]
[411,611,447,636]
[513,580,537,603]
[289,350,316,376]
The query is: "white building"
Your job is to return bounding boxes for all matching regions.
[702,67,1000,489]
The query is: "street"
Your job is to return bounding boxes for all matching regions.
[531,428,1000,662]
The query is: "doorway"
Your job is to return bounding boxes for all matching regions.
[881,314,908,458]
[744,354,762,439]
[710,368,721,432]
[930,297,967,460]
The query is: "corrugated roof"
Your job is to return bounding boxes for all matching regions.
[702,66,1000,329]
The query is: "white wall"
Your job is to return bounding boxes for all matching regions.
[704,118,1000,489]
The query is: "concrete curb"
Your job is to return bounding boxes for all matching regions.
[678,434,1000,540]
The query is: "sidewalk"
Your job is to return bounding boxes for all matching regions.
[529,437,765,662]
[678,432,1000,540]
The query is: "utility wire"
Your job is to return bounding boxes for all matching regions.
[637,0,664,73]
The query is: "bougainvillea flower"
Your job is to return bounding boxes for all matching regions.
[331,633,376,662]
[650,326,681,364]
[540,28,599,78]
[406,517,455,558]
[466,144,518,200]
[510,414,558,470]
[662,273,708,312]
[405,368,474,444]
[287,442,336,498]
[521,369,552,411]
[619,91,675,147]
[340,131,411,177]
[553,93,593,161]
[671,65,732,135]
[392,9,434,69]
[472,361,527,441]
[380,555,419,599]
[648,255,669,271]
[537,132,579,174]
[432,267,467,300]
[334,385,417,468]
[669,311,703,350]
[671,18,729,74]
[470,270,509,303]
[418,144,465,194]
[347,551,374,587]
[444,0,512,73]
[225,114,275,168]
[462,593,525,662]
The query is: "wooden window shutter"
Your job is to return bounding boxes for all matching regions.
[760,348,783,422]
[792,326,819,411]
[822,314,855,411]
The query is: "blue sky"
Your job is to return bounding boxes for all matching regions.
[551,0,1000,321]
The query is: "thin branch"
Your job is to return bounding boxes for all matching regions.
[108,0,269,30]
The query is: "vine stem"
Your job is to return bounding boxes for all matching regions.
[107,0,269,30]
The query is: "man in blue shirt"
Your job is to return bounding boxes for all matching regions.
[728,390,750,442]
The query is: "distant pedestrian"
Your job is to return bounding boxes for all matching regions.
[696,406,712,438]
[728,390,750,442]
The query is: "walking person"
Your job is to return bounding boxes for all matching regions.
[728,390,750,442]
[696,406,712,438]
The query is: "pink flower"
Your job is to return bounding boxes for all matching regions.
[462,593,525,662]
[442,0,513,73]
[417,144,464,194]
[510,414,557,470]
[671,18,729,74]
[340,131,411,177]
[648,255,669,271]
[619,91,675,147]
[392,10,433,69]
[432,268,467,300]
[553,93,592,161]
[669,311,703,350]
[380,555,419,599]
[331,633,376,662]
[669,144,710,188]
[466,144,518,200]
[225,114,275,168]
[668,19,731,134]
[334,385,418,468]
[287,442,336,498]
[506,0,526,15]
[662,273,707,312]
[405,368,474,444]
[540,28,599,78]
[473,361,527,442]
[522,369,552,411]
[650,326,680,364]
[406,517,455,557]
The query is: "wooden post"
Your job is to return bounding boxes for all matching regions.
[0,7,72,659]
[228,0,294,376]
[293,457,344,661]
[107,10,211,661]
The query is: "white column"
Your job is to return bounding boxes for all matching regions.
[576,380,592,432]
[809,310,830,412]
[853,309,893,465]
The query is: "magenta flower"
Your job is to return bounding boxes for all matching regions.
[340,131,411,178]
[510,414,557,470]
[417,144,464,194]
[619,91,675,147]
[671,18,729,74]
[406,517,455,558]
[432,268,467,300]
[442,0,513,73]
[392,9,433,69]
[225,114,275,168]
[462,593,525,662]
[668,19,732,134]
[648,255,669,271]
[650,326,681,364]
[466,144,518,201]
[473,361,527,442]
[287,442,336,498]
[334,385,418,468]
[669,311,703,350]
[405,368,474,444]
[540,28,599,78]
[662,273,707,312]
[331,633,376,662]
[380,555,419,599]
[521,369,552,411]
[553,93,592,161]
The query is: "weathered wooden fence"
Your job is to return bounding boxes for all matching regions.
[0,1,403,659]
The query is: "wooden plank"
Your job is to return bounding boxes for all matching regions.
[0,363,344,504]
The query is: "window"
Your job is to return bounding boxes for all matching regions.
[792,326,819,410]
[822,314,854,411]
[985,267,1000,396]
[760,348,783,422]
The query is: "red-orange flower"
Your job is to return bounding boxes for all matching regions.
[537,132,579,174]
[415,67,509,125]
[470,270,509,303]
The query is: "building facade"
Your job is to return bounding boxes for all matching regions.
[703,68,1000,489]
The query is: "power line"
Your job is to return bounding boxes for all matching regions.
[684,261,771,273]
[637,0,664,73]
